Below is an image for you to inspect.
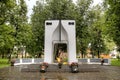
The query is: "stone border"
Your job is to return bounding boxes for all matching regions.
[78,58,111,65]
[14,58,44,65]
[14,58,111,65]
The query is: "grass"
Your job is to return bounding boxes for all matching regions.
[0,58,10,68]
[111,59,120,66]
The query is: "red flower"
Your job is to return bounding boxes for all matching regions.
[41,62,49,67]
[69,62,78,67]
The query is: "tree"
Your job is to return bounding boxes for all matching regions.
[0,24,15,58]
[30,0,108,58]
[88,4,106,58]
[75,0,93,58]
[0,0,16,58]
[29,1,46,57]
[46,0,76,19]
[104,0,120,52]
[0,0,15,25]
[8,0,31,58]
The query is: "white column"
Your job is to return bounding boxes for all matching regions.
[44,20,59,63]
[20,58,22,64]
[61,20,77,63]
[32,58,34,63]
[88,59,90,64]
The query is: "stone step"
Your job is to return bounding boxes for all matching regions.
[47,64,70,72]
[20,64,100,72]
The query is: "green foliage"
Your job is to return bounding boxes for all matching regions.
[87,4,108,58]
[29,2,46,56]
[1,0,119,59]
[0,0,15,25]
[0,58,10,68]
[104,0,120,52]
[0,0,32,58]
[30,0,76,56]
[9,0,28,45]
[111,59,120,66]
[0,0,15,57]
[0,24,15,48]
[0,24,15,57]
[31,0,108,58]
[46,0,76,19]
[76,0,102,58]
[9,0,32,56]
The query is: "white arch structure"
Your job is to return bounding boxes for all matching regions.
[44,20,77,63]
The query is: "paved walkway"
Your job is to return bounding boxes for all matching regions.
[0,64,120,80]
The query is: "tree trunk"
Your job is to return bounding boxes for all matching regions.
[25,52,26,58]
[2,54,4,59]
[16,54,18,58]
[38,53,41,58]
[8,54,11,63]
[98,50,100,58]
[84,54,85,58]
[81,51,84,58]
[8,48,12,63]
[91,51,94,58]
[22,53,23,58]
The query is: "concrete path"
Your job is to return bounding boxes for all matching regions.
[0,64,120,80]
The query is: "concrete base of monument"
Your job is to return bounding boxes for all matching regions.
[14,58,110,72]
[16,63,100,72]
[14,58,111,66]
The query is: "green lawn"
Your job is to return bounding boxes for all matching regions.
[111,59,120,66]
[0,58,10,68]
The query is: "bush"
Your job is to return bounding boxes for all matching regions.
[116,55,120,60]
[111,59,120,66]
[0,58,10,68]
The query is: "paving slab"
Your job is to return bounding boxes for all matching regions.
[0,64,120,80]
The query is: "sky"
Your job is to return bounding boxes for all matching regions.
[25,0,103,19]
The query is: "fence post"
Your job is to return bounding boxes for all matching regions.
[88,59,90,64]
[108,59,111,65]
[32,58,34,63]
[20,58,22,64]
